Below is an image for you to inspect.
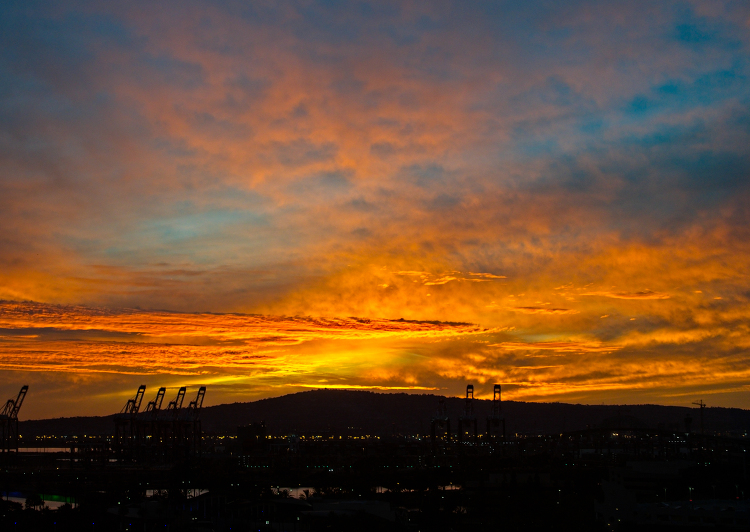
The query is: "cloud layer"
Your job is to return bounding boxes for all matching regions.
[1,1,749,416]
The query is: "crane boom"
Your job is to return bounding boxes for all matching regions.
[145,387,167,412]
[1,386,28,419]
[121,385,147,414]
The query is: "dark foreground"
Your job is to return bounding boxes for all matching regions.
[2,389,749,531]
[1,429,749,532]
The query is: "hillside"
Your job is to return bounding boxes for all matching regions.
[19,389,750,438]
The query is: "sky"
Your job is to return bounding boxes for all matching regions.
[1,0,750,419]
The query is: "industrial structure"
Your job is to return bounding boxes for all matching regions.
[486,384,505,446]
[4,386,748,532]
[112,385,206,463]
[0,385,28,452]
[113,384,146,460]
[693,399,706,434]
[430,384,505,448]
[430,396,451,450]
[457,384,478,443]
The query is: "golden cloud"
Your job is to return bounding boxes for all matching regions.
[582,290,671,300]
[507,307,581,315]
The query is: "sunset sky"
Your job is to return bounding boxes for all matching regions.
[2,1,750,418]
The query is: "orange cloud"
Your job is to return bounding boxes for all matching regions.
[582,290,671,300]
[490,341,617,353]
[2,1,750,416]
[507,307,581,315]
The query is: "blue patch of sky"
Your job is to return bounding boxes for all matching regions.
[0,6,137,81]
[578,118,605,135]
[512,76,590,109]
[490,4,750,157]
[5,4,202,94]
[731,99,750,134]
[141,54,206,91]
[291,1,380,46]
[505,65,748,200]
[100,205,273,262]
[470,0,577,62]
[667,151,750,193]
[0,67,49,122]
[626,95,658,116]
[64,10,137,49]
[547,156,597,193]
[675,22,716,46]
[623,66,745,119]
[620,120,709,151]
[381,14,441,47]
[512,135,560,159]
[149,209,261,242]
[504,76,603,158]
[505,91,750,233]
[598,147,749,236]
[672,5,744,52]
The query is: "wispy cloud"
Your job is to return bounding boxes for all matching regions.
[507,307,581,315]
[489,341,618,353]
[394,271,506,286]
[582,290,671,300]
